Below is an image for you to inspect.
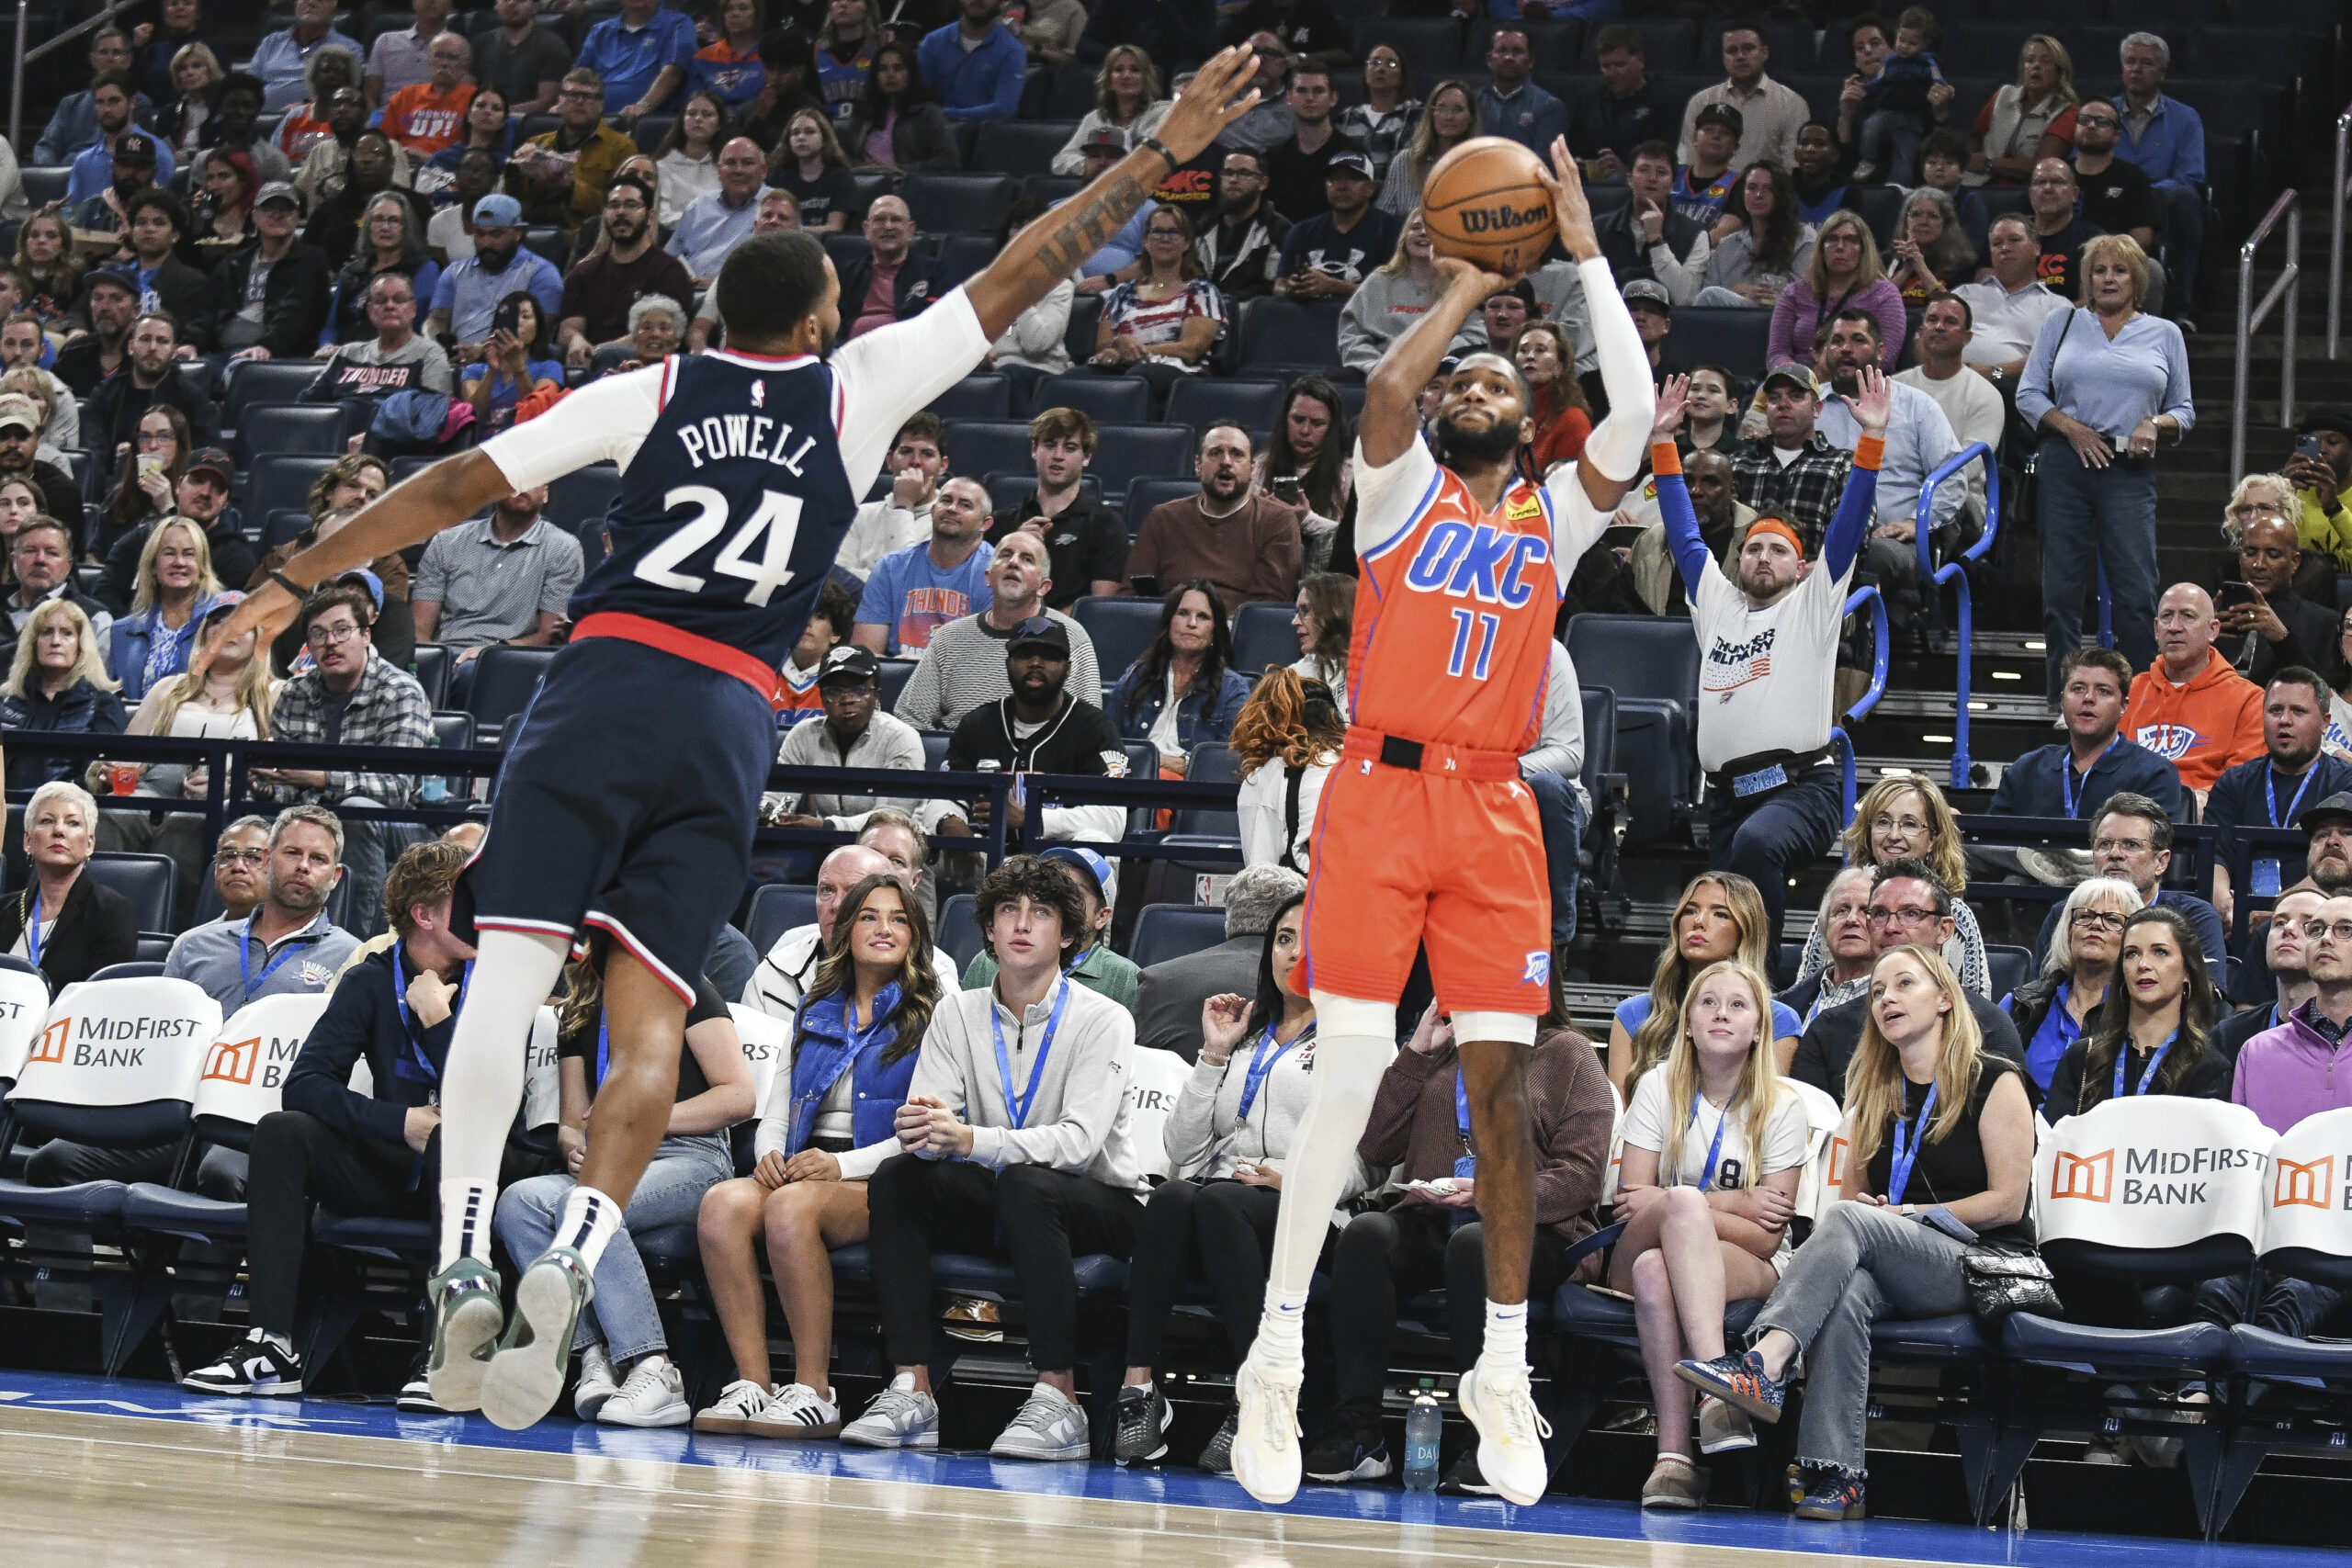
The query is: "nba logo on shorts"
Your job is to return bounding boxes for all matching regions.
[1522,950,1550,987]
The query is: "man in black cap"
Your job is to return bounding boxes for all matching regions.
[216,183,334,364]
[1262,62,1362,221]
[1272,150,1397,303]
[97,446,252,615]
[767,644,933,832]
[73,127,166,247]
[2291,792,2352,900]
[934,615,1129,849]
[2288,408,2352,559]
[1674,103,1743,224]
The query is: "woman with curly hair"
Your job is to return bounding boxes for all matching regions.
[1886,186,1976,305]
[1231,668,1345,874]
[1794,773,1990,997]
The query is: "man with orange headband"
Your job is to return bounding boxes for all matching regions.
[1655,365,1889,970]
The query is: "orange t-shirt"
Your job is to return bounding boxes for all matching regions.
[382,81,477,157]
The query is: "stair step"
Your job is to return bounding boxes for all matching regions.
[1871,689,2052,723]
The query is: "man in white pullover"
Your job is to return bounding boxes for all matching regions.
[842,855,1147,1461]
[742,843,961,1017]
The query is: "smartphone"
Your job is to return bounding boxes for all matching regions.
[2217,580,2259,612]
[492,297,525,341]
[2297,434,2326,462]
[1269,474,1302,502]
[1128,573,1160,599]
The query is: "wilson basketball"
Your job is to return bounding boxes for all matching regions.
[1420,137,1555,275]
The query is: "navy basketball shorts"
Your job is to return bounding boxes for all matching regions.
[455,636,775,1001]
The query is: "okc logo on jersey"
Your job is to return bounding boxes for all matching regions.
[1521,950,1551,987]
[1402,519,1549,606]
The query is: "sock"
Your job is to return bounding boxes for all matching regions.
[1479,1298,1530,1375]
[1255,993,1394,1365]
[1128,1378,1155,1397]
[432,929,571,1269]
[888,1370,915,1393]
[261,1328,293,1357]
[555,1184,623,1270]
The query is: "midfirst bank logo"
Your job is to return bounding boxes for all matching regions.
[205,1035,261,1086]
[28,1018,68,1066]
[2051,1144,2263,1206]
[2274,1155,2334,1210]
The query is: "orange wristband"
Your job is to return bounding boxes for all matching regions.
[1855,434,1886,470]
[1650,441,1683,477]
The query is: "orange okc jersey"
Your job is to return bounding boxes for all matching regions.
[1350,457,1564,755]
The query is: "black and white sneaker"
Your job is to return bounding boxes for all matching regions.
[398,1354,447,1414]
[1196,1404,1239,1474]
[1114,1383,1171,1465]
[183,1328,303,1396]
[1304,1415,1393,1483]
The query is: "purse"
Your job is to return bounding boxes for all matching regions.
[1960,1235,2062,1325]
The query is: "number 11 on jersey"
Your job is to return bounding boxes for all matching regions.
[1446,607,1500,681]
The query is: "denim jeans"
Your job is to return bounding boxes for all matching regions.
[1858,108,1924,184]
[1749,1201,1970,1475]
[2036,437,2159,699]
[336,794,429,939]
[1521,767,1586,946]
[492,1133,733,1364]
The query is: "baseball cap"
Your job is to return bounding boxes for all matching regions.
[1622,277,1672,312]
[1007,615,1070,656]
[0,394,40,434]
[1042,844,1119,913]
[1693,103,1746,138]
[1325,150,1375,181]
[2298,407,2352,442]
[85,266,139,298]
[816,644,880,684]
[2300,791,2352,835]
[1080,126,1125,153]
[198,590,245,628]
[1762,361,1818,396]
[254,181,300,211]
[185,446,233,485]
[336,567,386,611]
[113,130,158,164]
[471,192,524,228]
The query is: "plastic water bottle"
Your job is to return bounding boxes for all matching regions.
[420,732,447,805]
[1404,1380,1442,1491]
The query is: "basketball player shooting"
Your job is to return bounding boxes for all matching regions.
[1227,139,1654,1508]
[192,44,1264,1431]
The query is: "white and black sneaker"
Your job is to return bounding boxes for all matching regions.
[397,1354,447,1414]
[1196,1404,1238,1474]
[744,1382,843,1439]
[183,1327,303,1396]
[1114,1383,1171,1465]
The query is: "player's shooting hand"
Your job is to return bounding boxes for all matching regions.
[1156,45,1262,164]
[1534,135,1599,261]
[1430,254,1512,301]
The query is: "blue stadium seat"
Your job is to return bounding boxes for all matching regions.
[931,233,996,292]
[1238,299,1344,374]
[878,659,918,710]
[1230,600,1296,675]
[900,172,1018,234]
[921,730,950,772]
[1125,478,1199,539]
[87,961,165,981]
[245,455,341,521]
[1175,742,1242,836]
[522,226,567,268]
[940,420,1037,483]
[429,711,474,795]
[1085,423,1194,505]
[930,374,1012,421]
[820,231,871,280]
[1030,370,1151,423]
[1129,904,1230,969]
[86,852,176,935]
[19,166,70,209]
[1046,61,1098,118]
[259,508,312,554]
[1657,308,1774,378]
[464,645,559,744]
[1070,596,1164,682]
[746,884,819,955]
[1064,293,1102,367]
[1165,378,1287,442]
[974,119,1079,177]
[412,642,450,707]
[938,892,983,976]
[546,462,621,534]
[233,403,346,471]
[1565,615,1700,846]
[1984,942,2031,1000]
[224,359,331,430]
[629,115,673,156]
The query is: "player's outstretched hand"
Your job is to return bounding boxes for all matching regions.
[1430,253,1514,301]
[1158,45,1261,164]
[1532,136,1599,262]
[1849,365,1892,436]
[1653,373,1690,442]
[189,579,300,682]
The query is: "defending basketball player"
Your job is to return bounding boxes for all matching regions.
[193,44,1266,1432]
[1227,138,1655,1508]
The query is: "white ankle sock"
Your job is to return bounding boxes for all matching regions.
[261,1328,293,1357]
[1032,1380,1069,1406]
[888,1370,916,1393]
[431,929,571,1269]
[1479,1298,1530,1374]
[555,1184,623,1269]
[1255,1286,1309,1366]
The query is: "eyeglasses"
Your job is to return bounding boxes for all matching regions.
[1866,907,1939,926]
[305,622,364,648]
[2300,919,2352,942]
[135,428,175,447]
[216,847,268,866]
[2092,836,2154,856]
[2069,910,2127,932]
[1870,813,1930,838]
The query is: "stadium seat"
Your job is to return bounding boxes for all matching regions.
[1230,600,1297,675]
[259,508,312,554]
[1697,15,1814,69]
[1064,294,1102,367]
[1657,308,1773,378]
[1176,742,1242,836]
[19,166,70,209]
[820,231,871,280]
[938,892,982,976]
[940,420,1038,483]
[1238,299,1344,374]
[233,403,346,471]
[920,730,950,772]
[546,463,621,537]
[878,659,918,710]
[1031,370,1151,424]
[1084,424,1194,506]
[1128,904,1230,969]
[88,961,165,981]
[1046,61,1099,118]
[224,359,331,430]
[1355,17,1467,72]
[629,115,673,156]
[245,455,341,521]
[86,852,176,936]
[1984,943,2031,1000]
[1125,477,1198,539]
[900,172,1017,235]
[1468,17,1582,71]
[389,456,438,486]
[1164,378,1287,442]
[1848,183,1905,250]
[1564,615,1700,846]
[411,642,450,707]
[974,119,1079,178]
[746,883,819,955]
[931,233,997,293]
[929,374,1013,421]
[464,644,560,745]
[1070,597,1164,687]
[427,712,475,798]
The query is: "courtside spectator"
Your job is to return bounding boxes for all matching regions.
[1780,868,1876,1026]
[307,273,455,405]
[765,647,932,832]
[174,816,273,931]
[1126,424,1303,610]
[2007,876,2142,1093]
[411,485,583,660]
[1598,145,1709,306]
[858,812,942,931]
[506,68,638,232]
[164,803,357,1011]
[2217,886,2327,1059]
[853,476,993,658]
[1340,213,1478,375]
[1817,310,1961,550]
[107,515,220,702]
[1675,106,1741,224]
[2111,34,2204,323]
[1087,207,1224,391]
[838,195,931,341]
[1272,152,1395,304]
[0,597,126,787]
[557,175,696,368]
[1770,212,1903,372]
[668,137,773,287]
[918,0,1025,124]
[1698,162,1814,311]
[1108,581,1250,777]
[2030,795,2227,976]
[1573,26,1675,180]
[33,29,150,164]
[775,579,861,725]
[1218,35,1295,158]
[2025,160,2097,299]
[1973,33,2078,186]
[2204,671,2352,930]
[2287,411,2352,567]
[2042,905,2228,1119]
[2120,584,2262,799]
[842,40,956,175]
[426,195,565,355]
[1051,45,1170,176]
[210,183,332,364]
[578,0,695,123]
[743,844,960,1017]
[3,520,112,660]
[100,457,245,624]
[651,91,725,225]
[930,616,1126,847]
[1263,64,1362,220]
[692,872,942,1440]
[1725,364,1849,546]
[1475,26,1563,157]
[2218,513,2335,688]
[996,408,1127,606]
[474,0,570,116]
[1679,22,1804,173]
[1611,872,1800,1094]
[0,779,136,988]
[269,47,359,166]
[1133,863,1305,1061]
[380,33,474,159]
[1377,79,1472,219]
[1954,216,2063,380]
[838,415,947,579]
[1255,386,1355,577]
[2070,100,2156,253]
[985,198,1075,394]
[1804,773,1988,996]
[1231,667,1340,874]
[960,846,1137,1009]
[842,855,1147,1460]
[1987,645,2186,821]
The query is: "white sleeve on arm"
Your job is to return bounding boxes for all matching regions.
[1577,255,1657,483]
[479,362,667,491]
[1350,434,1440,560]
[1044,802,1127,842]
[831,288,992,495]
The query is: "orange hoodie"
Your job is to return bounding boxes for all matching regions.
[2121,648,2265,793]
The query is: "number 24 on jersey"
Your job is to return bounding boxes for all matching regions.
[633,485,805,606]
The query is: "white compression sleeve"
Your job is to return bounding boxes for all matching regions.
[435,928,571,1269]
[1574,254,1658,483]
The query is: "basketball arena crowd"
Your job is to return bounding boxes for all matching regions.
[0,0,2346,1529]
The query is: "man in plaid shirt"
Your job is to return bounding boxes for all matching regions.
[1731,363,1853,549]
[255,581,433,937]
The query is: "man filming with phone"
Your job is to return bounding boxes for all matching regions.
[2217,510,2335,688]
[2288,410,2352,565]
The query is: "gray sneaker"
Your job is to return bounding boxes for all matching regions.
[480,1247,595,1432]
[1196,1404,1238,1473]
[989,1385,1091,1461]
[842,1379,940,1450]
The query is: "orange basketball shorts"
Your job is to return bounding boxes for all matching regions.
[1300,751,1552,1016]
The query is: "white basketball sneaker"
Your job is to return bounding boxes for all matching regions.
[1458,1363,1554,1507]
[1228,1350,1305,1505]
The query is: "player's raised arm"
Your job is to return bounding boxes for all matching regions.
[963,46,1261,343]
[1530,137,1654,509]
[1360,255,1510,470]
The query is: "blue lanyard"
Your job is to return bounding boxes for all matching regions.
[2267,764,2320,829]
[238,917,302,1003]
[1887,1081,1939,1206]
[1681,1092,1733,1191]
[23,889,47,968]
[1235,1021,1310,1122]
[2113,1029,2177,1099]
[989,977,1070,1129]
[1455,1068,1472,1147]
[392,956,472,1085]
[2061,736,2119,818]
[596,1014,610,1090]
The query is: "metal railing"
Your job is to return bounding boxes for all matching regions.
[1914,442,2002,792]
[1830,582,1889,825]
[2333,100,2352,359]
[2233,187,2301,480]
[9,0,138,154]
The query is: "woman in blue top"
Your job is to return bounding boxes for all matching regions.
[2017,233,2193,699]
[694,873,943,1439]
[2004,874,2138,1093]
[1609,872,1802,1099]
[458,291,565,434]
[1108,580,1251,780]
[109,516,223,702]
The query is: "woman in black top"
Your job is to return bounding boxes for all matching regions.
[1676,945,2033,1522]
[488,960,753,1427]
[0,779,138,987]
[2044,905,2232,1119]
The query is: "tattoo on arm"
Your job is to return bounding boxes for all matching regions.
[1029,175,1150,281]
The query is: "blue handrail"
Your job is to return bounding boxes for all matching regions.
[1830,581,1891,824]
[1915,441,2002,791]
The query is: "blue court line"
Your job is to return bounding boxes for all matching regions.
[0,1367,2333,1568]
